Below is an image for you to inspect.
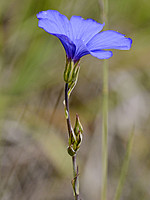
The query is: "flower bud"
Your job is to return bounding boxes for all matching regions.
[67,145,76,156]
[74,114,83,136]
[76,131,83,149]
[68,128,76,146]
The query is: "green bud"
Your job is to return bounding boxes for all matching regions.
[74,114,83,136]
[76,131,83,150]
[68,128,76,146]
[77,131,82,145]
[67,145,76,156]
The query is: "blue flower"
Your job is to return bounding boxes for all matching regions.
[37,10,132,63]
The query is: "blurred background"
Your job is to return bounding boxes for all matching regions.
[0,0,150,199]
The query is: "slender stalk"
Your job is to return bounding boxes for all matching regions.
[101,0,109,199]
[101,60,109,200]
[72,156,79,200]
[65,83,72,137]
[65,83,79,200]
[102,0,109,29]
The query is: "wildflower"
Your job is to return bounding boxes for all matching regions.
[37,10,132,63]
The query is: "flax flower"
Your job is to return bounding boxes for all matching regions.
[37,10,132,63]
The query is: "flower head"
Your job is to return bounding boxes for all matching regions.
[37,10,132,63]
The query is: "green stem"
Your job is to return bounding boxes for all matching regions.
[102,60,109,200]
[65,83,79,200]
[72,155,79,200]
[102,0,109,29]
[65,83,72,137]
[101,0,109,199]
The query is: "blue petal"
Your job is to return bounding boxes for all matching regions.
[37,11,76,59]
[70,16,104,44]
[87,30,132,50]
[38,18,76,59]
[90,50,113,59]
[57,35,76,60]
[37,10,73,39]
[73,40,90,62]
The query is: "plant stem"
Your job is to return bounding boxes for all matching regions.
[72,155,79,200]
[101,0,109,199]
[102,0,109,29]
[102,60,109,200]
[65,83,79,200]
[65,83,72,137]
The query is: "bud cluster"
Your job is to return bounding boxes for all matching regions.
[67,114,83,156]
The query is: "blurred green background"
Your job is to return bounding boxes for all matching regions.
[0,0,150,200]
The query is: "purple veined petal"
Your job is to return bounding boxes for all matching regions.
[57,35,76,59]
[37,10,73,40]
[70,16,105,44]
[73,39,90,62]
[90,50,113,59]
[87,30,132,51]
[37,16,76,59]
